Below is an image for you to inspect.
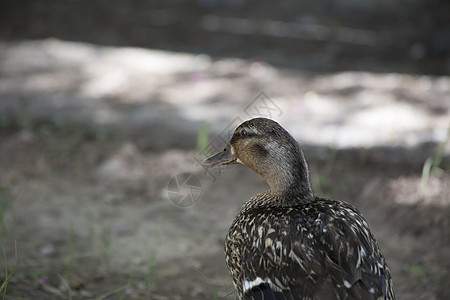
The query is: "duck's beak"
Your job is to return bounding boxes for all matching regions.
[202,144,238,168]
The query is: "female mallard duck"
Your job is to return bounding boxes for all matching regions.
[203,118,394,300]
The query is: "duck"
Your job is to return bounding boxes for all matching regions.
[202,117,395,300]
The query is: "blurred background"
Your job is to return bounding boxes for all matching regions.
[0,1,449,299]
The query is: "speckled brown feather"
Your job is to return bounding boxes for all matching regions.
[226,193,394,299]
[203,118,395,300]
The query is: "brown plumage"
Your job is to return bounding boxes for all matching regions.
[203,118,395,300]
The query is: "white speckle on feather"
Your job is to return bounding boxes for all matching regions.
[360,247,366,258]
[243,277,268,292]
[258,226,264,237]
[356,247,362,268]
[267,228,276,234]
[343,280,351,288]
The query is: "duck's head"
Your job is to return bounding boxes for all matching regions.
[203,118,313,198]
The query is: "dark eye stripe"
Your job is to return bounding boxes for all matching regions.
[241,132,257,138]
[234,128,257,140]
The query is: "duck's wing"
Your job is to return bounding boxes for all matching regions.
[230,208,328,300]
[313,200,395,300]
[227,203,394,300]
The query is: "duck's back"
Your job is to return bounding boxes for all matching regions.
[225,195,394,300]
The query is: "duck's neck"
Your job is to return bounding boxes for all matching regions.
[260,144,314,204]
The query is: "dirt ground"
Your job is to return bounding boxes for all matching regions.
[0,121,448,300]
[0,1,450,299]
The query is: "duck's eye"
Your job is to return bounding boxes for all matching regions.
[241,130,247,137]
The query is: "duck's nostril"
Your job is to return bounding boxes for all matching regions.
[223,148,226,152]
